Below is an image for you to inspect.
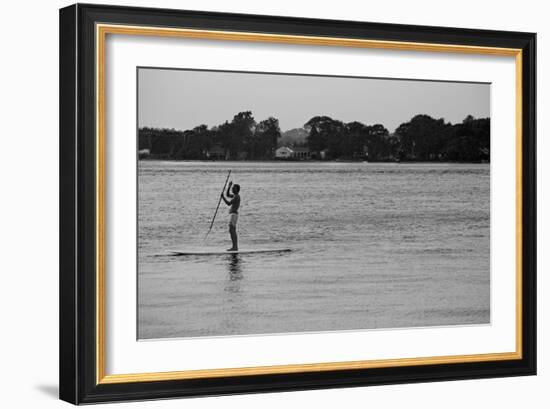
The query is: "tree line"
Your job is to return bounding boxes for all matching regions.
[139,111,490,162]
[139,111,279,160]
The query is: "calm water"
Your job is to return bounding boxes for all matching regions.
[138,161,490,339]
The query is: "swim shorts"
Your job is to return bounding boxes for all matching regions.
[229,213,238,227]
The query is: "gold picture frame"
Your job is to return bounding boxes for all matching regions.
[60,4,536,404]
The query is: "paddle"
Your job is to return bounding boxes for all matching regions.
[203,170,231,242]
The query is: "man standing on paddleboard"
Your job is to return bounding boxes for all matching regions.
[221,181,240,251]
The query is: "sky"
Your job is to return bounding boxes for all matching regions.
[138,68,490,133]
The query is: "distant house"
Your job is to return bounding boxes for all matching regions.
[206,145,226,160]
[275,146,293,159]
[275,146,310,160]
[138,149,150,159]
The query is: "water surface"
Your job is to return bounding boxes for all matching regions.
[138,161,490,339]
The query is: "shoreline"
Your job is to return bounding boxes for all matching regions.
[138,158,490,164]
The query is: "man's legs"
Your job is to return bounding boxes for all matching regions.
[227,214,238,251]
[229,224,238,250]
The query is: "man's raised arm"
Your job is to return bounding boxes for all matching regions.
[226,181,234,198]
[221,192,230,206]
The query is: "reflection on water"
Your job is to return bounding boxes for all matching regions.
[227,254,243,276]
[225,255,244,293]
[138,161,490,339]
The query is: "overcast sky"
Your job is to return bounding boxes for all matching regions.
[138,68,490,133]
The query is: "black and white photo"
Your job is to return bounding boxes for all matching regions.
[137,68,491,339]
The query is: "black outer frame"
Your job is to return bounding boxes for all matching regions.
[59,3,536,405]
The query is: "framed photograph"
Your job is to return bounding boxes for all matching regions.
[59,3,536,404]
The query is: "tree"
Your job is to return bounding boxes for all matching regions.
[325,119,346,158]
[395,115,451,160]
[214,121,233,158]
[230,111,256,159]
[304,116,345,158]
[173,124,211,159]
[346,121,368,158]
[250,117,281,159]
[138,127,186,158]
[304,116,332,153]
[364,124,391,160]
[445,116,490,161]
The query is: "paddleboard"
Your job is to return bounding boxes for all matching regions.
[168,248,292,256]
